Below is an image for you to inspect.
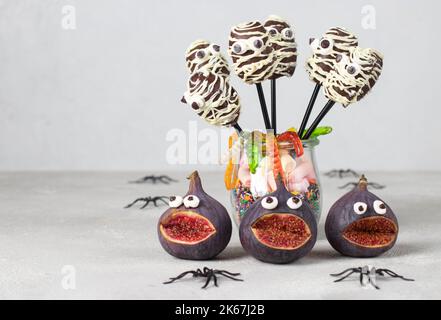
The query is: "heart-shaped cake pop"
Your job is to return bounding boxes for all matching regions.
[306,27,358,85]
[323,47,384,106]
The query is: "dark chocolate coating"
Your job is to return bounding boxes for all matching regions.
[239,178,317,264]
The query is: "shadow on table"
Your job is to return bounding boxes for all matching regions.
[217,246,248,260]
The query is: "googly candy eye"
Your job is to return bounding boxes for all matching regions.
[346,63,361,76]
[373,200,387,214]
[169,196,183,208]
[252,38,264,49]
[211,44,220,52]
[287,197,302,209]
[183,195,200,208]
[231,41,247,54]
[282,28,294,40]
[320,38,331,49]
[195,49,207,60]
[261,196,278,210]
[353,202,368,215]
[189,95,205,111]
[267,27,279,37]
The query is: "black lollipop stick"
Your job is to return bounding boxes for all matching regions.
[255,83,272,130]
[233,123,243,133]
[271,79,277,135]
[302,100,335,140]
[299,83,321,139]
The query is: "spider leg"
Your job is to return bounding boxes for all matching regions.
[338,182,357,189]
[140,199,152,209]
[124,198,147,208]
[216,271,244,282]
[330,267,360,277]
[202,272,212,289]
[370,182,386,189]
[333,270,359,282]
[162,175,178,182]
[213,272,218,287]
[215,270,241,277]
[377,269,414,281]
[158,197,169,205]
[163,270,198,284]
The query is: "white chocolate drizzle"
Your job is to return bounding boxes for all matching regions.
[306,27,358,84]
[323,47,383,106]
[263,15,297,79]
[228,21,277,84]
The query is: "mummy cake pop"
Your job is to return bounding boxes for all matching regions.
[185,39,230,78]
[323,47,384,106]
[181,71,241,127]
[228,21,277,84]
[306,27,358,84]
[263,15,297,79]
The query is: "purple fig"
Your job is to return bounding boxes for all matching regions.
[239,177,317,264]
[158,171,232,260]
[325,175,399,257]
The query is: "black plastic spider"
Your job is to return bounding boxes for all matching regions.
[129,174,178,184]
[331,265,414,290]
[124,196,169,209]
[324,169,359,179]
[163,267,244,289]
[338,181,385,189]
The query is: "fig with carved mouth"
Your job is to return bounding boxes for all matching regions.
[325,175,399,257]
[158,171,232,260]
[240,176,317,264]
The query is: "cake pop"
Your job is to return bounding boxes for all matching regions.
[263,15,297,79]
[181,71,241,127]
[185,39,230,78]
[228,21,277,84]
[324,47,384,106]
[306,27,358,84]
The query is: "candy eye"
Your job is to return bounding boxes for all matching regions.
[353,202,368,215]
[346,63,360,75]
[189,96,205,110]
[261,196,278,210]
[267,27,278,37]
[211,44,220,52]
[287,197,302,209]
[253,38,264,49]
[169,196,183,208]
[320,38,330,49]
[282,28,294,40]
[231,41,246,54]
[373,200,387,215]
[183,195,200,208]
[196,49,206,59]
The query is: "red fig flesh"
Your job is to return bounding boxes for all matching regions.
[251,214,311,250]
[342,216,397,248]
[159,211,216,244]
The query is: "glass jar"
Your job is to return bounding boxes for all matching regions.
[225,133,322,225]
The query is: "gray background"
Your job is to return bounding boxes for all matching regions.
[1,0,440,171]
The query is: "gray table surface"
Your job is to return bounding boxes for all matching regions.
[0,171,440,299]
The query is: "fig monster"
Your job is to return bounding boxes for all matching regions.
[239,176,317,264]
[158,171,232,260]
[325,175,398,257]
[185,39,230,78]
